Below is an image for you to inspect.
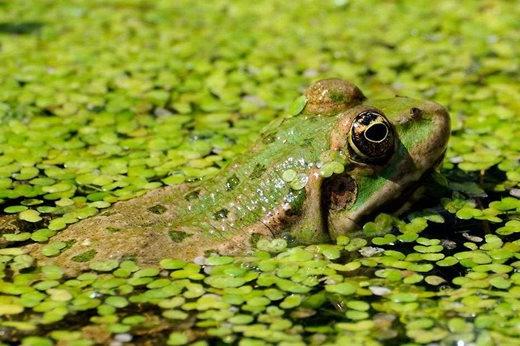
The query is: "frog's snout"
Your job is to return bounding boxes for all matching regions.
[304,78,365,116]
[410,101,451,172]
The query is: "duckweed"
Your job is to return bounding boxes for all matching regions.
[0,0,519,344]
[319,161,345,178]
[88,260,119,272]
[287,96,308,117]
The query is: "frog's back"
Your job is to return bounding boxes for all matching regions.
[171,115,337,238]
[26,111,336,274]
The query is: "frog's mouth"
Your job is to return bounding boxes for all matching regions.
[368,166,438,217]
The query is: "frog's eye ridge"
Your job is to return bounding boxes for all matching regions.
[348,110,395,164]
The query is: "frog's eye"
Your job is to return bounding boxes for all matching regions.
[348,110,394,163]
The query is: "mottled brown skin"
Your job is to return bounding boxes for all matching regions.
[27,185,274,273]
[26,169,327,274]
[25,79,450,274]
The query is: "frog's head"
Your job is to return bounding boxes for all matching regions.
[303,79,450,239]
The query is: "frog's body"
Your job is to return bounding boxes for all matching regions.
[28,79,450,273]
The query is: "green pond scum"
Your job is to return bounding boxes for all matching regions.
[0,0,519,345]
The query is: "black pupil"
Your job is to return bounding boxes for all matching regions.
[364,123,388,142]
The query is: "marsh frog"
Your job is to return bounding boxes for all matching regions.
[30,79,450,272]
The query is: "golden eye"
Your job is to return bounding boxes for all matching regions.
[348,110,395,163]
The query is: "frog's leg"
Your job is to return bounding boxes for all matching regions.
[287,168,331,244]
[25,185,195,275]
[237,167,331,245]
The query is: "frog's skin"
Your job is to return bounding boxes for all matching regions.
[28,79,450,273]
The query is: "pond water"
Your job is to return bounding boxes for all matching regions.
[0,1,519,345]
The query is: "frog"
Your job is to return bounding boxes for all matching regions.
[28,79,450,273]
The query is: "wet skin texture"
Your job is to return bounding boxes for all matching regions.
[28,79,450,273]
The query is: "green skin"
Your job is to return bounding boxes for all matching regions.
[28,79,450,273]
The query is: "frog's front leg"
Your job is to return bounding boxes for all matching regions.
[286,168,330,244]
[247,167,330,245]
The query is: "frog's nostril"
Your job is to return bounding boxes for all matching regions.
[364,123,388,143]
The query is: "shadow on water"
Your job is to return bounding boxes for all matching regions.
[0,21,44,35]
